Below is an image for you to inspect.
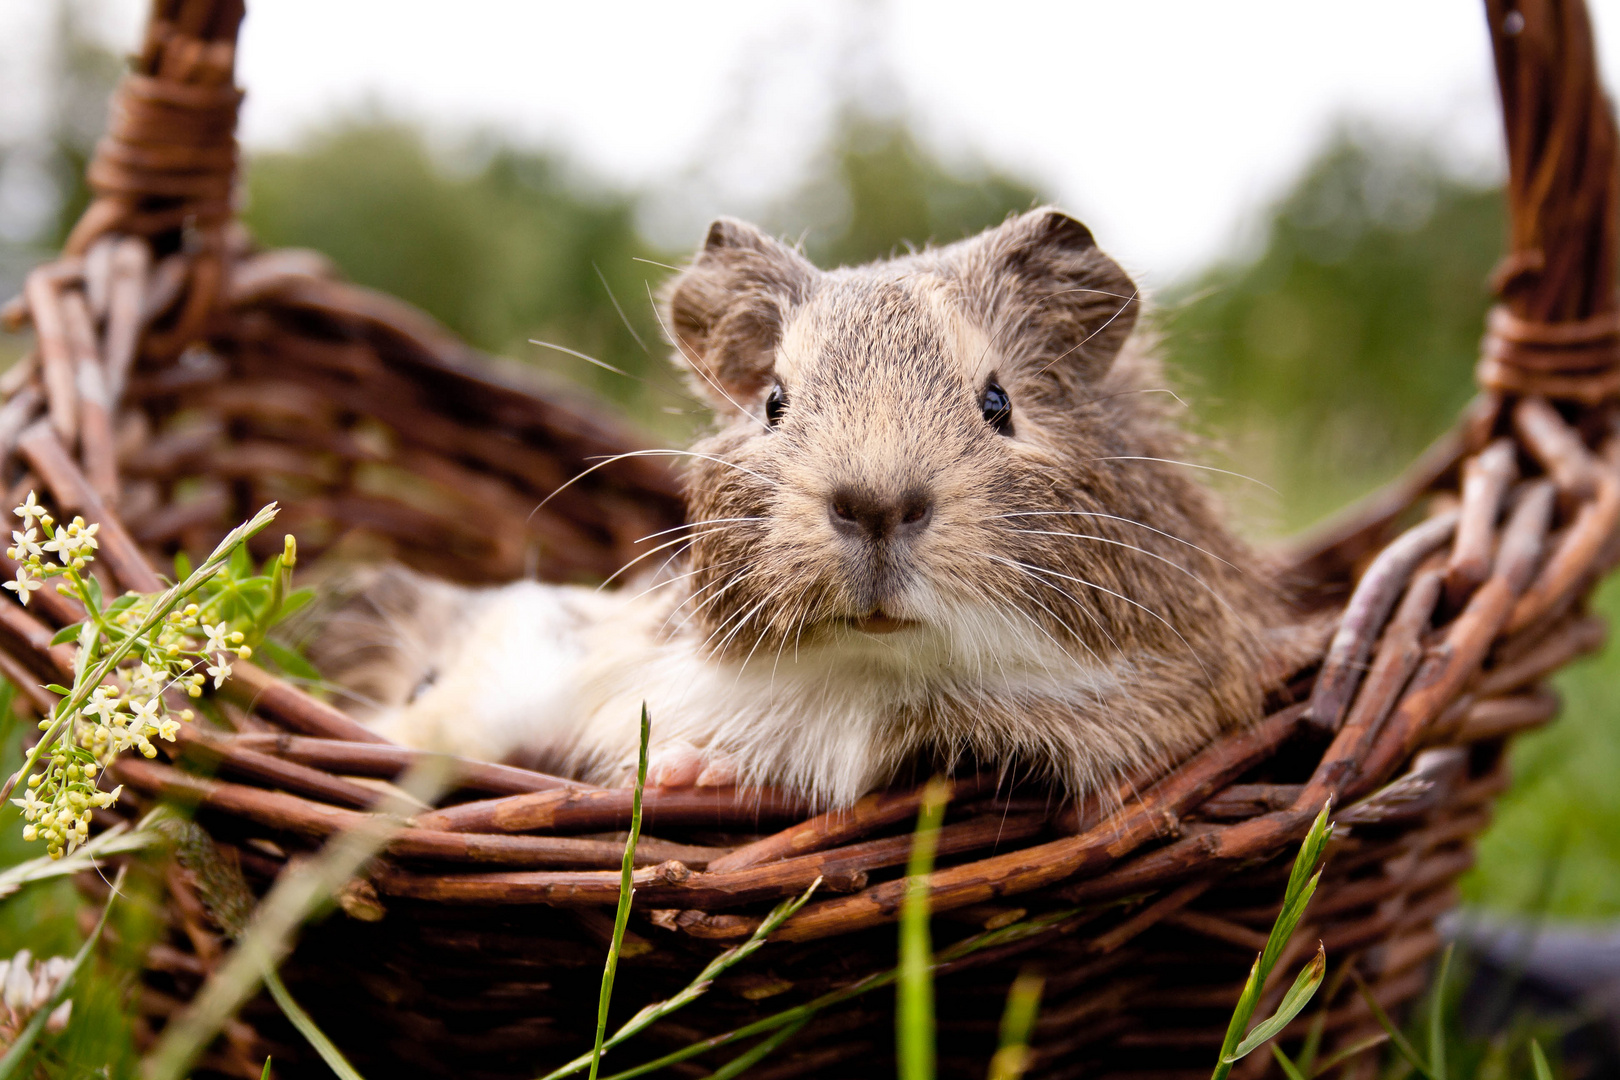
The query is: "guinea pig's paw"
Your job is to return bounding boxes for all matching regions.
[694,753,739,788]
[644,740,706,788]
[643,742,739,789]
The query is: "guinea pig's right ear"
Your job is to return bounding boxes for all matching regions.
[663,218,817,414]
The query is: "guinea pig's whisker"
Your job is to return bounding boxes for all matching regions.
[592,263,650,355]
[528,338,632,379]
[632,516,765,545]
[646,282,772,432]
[989,554,1213,685]
[991,510,1242,572]
[598,526,739,589]
[1006,528,1239,615]
[1085,456,1278,494]
[664,568,754,636]
[627,553,749,608]
[966,550,1121,658]
[1037,288,1139,375]
[1074,387,1190,410]
[704,594,773,658]
[530,449,775,520]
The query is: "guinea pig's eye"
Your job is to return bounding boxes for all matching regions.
[764,382,788,427]
[408,669,438,704]
[980,379,1013,435]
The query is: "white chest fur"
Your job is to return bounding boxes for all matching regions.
[370,580,1126,807]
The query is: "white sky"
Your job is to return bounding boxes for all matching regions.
[11,1,1620,288]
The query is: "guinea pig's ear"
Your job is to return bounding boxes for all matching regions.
[663,218,817,414]
[973,208,1139,381]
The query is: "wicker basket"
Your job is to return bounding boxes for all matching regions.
[3,0,1618,1076]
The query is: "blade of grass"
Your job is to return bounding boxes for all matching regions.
[143,754,456,1080]
[899,776,950,1080]
[1306,1032,1389,1078]
[1529,1039,1554,1080]
[987,971,1044,1080]
[534,878,822,1080]
[588,705,651,1080]
[260,1058,271,1080]
[0,865,126,1080]
[263,969,365,1080]
[1428,943,1453,1080]
[1270,1045,1308,1080]
[1350,970,1435,1080]
[702,1016,811,1080]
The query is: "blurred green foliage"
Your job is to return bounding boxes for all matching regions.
[1160,128,1505,529]
[242,119,682,422]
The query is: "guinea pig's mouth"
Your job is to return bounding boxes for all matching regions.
[845,610,919,635]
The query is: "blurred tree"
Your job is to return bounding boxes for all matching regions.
[240,109,1044,431]
[242,119,686,423]
[1158,127,1504,528]
[768,110,1043,269]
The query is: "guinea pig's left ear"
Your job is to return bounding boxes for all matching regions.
[972,208,1139,381]
[661,218,818,415]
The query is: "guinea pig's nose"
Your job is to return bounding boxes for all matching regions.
[828,487,934,543]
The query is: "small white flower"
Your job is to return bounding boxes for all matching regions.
[39,533,69,564]
[83,689,119,725]
[12,492,43,529]
[156,718,180,741]
[127,697,162,734]
[201,622,231,656]
[9,529,40,559]
[3,567,39,605]
[128,663,167,700]
[206,654,233,689]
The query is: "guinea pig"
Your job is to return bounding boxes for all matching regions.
[314,208,1305,808]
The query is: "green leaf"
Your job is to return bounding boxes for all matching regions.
[44,684,69,697]
[50,624,80,646]
[1226,945,1326,1060]
[83,574,103,612]
[1270,1045,1308,1080]
[229,541,253,578]
[1529,1040,1554,1080]
[261,1058,272,1080]
[174,552,193,581]
[261,639,322,683]
[276,588,316,622]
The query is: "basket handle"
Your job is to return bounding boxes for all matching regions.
[1480,0,1620,405]
[62,0,245,256]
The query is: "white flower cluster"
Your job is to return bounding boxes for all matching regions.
[3,491,97,606]
[4,492,257,859]
[0,948,73,1042]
